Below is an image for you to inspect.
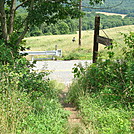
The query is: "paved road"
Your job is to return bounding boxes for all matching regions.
[33,60,92,86]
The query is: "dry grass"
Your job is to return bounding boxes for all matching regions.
[96,12,127,18]
[25,25,134,59]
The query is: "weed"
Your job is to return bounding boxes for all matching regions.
[79,96,133,134]
[67,32,134,133]
[0,57,69,133]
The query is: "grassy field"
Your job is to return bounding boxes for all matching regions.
[25,25,134,60]
[96,11,127,18]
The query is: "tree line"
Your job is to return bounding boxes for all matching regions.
[26,12,134,37]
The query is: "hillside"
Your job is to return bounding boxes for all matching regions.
[15,1,134,37]
[25,25,134,60]
[83,0,134,14]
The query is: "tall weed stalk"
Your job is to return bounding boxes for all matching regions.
[0,65,31,134]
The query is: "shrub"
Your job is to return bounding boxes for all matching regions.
[79,96,133,134]
[23,99,68,134]
[0,65,31,133]
[69,32,134,106]
[0,40,14,65]
[67,32,134,133]
[0,57,68,133]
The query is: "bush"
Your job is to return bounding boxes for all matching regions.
[69,32,134,105]
[0,57,68,133]
[0,40,14,65]
[0,64,31,133]
[67,32,134,133]
[79,96,133,134]
[23,99,68,134]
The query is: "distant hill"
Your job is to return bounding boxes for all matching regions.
[83,0,134,14]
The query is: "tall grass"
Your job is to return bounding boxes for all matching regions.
[78,96,133,134]
[0,60,69,134]
[67,32,134,133]
[0,66,31,133]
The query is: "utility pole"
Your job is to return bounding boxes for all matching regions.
[79,0,82,46]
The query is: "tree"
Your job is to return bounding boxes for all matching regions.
[57,21,69,34]
[0,0,104,54]
[0,0,81,52]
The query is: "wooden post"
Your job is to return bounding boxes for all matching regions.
[55,45,57,50]
[93,15,100,63]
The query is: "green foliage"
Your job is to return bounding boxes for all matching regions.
[67,32,134,133]
[18,71,53,101]
[70,32,134,105]
[78,96,133,134]
[0,40,14,64]
[89,0,105,5]
[26,12,134,36]
[0,37,28,65]
[0,57,68,133]
[23,99,68,134]
[0,64,31,133]
[126,13,134,18]
[73,63,86,78]
[0,0,83,55]
[29,27,43,37]
[63,52,81,60]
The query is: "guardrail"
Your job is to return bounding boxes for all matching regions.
[20,50,62,61]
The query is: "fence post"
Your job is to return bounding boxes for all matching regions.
[55,45,57,50]
[93,15,100,63]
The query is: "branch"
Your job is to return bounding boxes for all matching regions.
[16,17,27,33]
[15,0,34,46]
[15,0,60,11]
[15,0,29,11]
[8,0,16,34]
[15,23,29,46]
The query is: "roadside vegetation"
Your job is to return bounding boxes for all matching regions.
[67,32,134,133]
[0,42,69,133]
[1,31,133,134]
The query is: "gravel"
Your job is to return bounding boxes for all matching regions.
[32,60,92,86]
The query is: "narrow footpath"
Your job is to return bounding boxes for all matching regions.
[59,87,87,134]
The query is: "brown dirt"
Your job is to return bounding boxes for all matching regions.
[59,87,93,134]
[59,86,81,125]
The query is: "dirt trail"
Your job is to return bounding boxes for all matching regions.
[59,86,83,133]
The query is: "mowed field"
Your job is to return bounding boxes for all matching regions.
[96,12,127,18]
[25,25,134,59]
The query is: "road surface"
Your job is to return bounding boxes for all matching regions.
[33,60,92,85]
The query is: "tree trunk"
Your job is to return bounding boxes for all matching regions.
[0,0,9,41]
[8,0,16,34]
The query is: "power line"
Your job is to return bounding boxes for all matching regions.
[81,0,124,10]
